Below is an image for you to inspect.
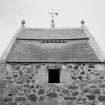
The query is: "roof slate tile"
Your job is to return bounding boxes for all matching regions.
[6,40,100,62]
[17,28,88,39]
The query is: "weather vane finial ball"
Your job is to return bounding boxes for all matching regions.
[81,20,85,25]
[21,20,26,26]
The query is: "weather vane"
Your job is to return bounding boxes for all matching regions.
[48,9,59,29]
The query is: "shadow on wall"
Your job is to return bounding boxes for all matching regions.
[0,79,7,105]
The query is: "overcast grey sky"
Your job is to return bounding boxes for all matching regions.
[0,0,105,57]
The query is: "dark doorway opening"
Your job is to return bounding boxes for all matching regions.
[48,69,60,83]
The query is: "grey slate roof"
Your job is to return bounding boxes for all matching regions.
[6,40,100,62]
[4,28,103,62]
[17,28,88,39]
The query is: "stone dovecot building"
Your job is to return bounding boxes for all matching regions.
[0,18,105,105]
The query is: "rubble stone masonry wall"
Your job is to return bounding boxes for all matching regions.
[0,63,105,105]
